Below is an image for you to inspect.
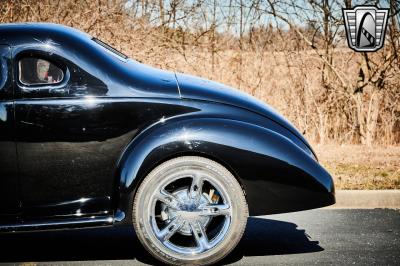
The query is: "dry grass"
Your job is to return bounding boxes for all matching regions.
[314,144,400,189]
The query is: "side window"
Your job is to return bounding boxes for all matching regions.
[0,45,11,98]
[0,51,4,90]
[19,57,64,85]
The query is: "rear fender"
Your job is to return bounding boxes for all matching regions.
[115,117,334,221]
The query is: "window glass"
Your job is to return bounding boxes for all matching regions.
[19,57,64,85]
[0,57,4,90]
[0,45,9,92]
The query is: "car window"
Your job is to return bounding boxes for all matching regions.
[0,56,3,89]
[0,45,9,92]
[19,57,64,85]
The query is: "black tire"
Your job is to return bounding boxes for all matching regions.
[133,156,248,265]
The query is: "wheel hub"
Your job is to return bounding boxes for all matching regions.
[163,188,212,236]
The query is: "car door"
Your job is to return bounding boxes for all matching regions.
[0,45,20,220]
[13,49,137,221]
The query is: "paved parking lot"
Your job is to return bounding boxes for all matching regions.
[0,209,399,265]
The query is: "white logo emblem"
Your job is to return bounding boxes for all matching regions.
[342,6,389,52]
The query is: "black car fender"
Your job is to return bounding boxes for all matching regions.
[114,116,335,221]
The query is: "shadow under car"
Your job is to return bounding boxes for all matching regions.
[0,217,323,264]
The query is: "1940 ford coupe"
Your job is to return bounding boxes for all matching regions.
[0,23,334,265]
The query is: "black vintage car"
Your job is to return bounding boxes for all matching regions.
[0,23,334,265]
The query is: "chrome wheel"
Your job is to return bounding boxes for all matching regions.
[150,172,232,254]
[133,156,248,265]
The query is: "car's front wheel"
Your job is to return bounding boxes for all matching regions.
[133,156,248,265]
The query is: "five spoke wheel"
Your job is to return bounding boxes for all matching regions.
[133,156,248,265]
[151,174,232,255]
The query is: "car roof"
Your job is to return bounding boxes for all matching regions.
[0,23,181,99]
[0,23,90,46]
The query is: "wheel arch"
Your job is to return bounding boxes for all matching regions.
[112,117,251,224]
[113,116,334,223]
[129,149,247,197]
[118,149,247,225]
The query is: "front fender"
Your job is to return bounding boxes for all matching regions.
[115,117,334,221]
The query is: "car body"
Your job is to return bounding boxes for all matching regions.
[0,23,334,264]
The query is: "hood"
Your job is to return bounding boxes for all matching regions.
[175,72,314,155]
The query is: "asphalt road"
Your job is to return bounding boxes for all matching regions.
[0,209,398,265]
